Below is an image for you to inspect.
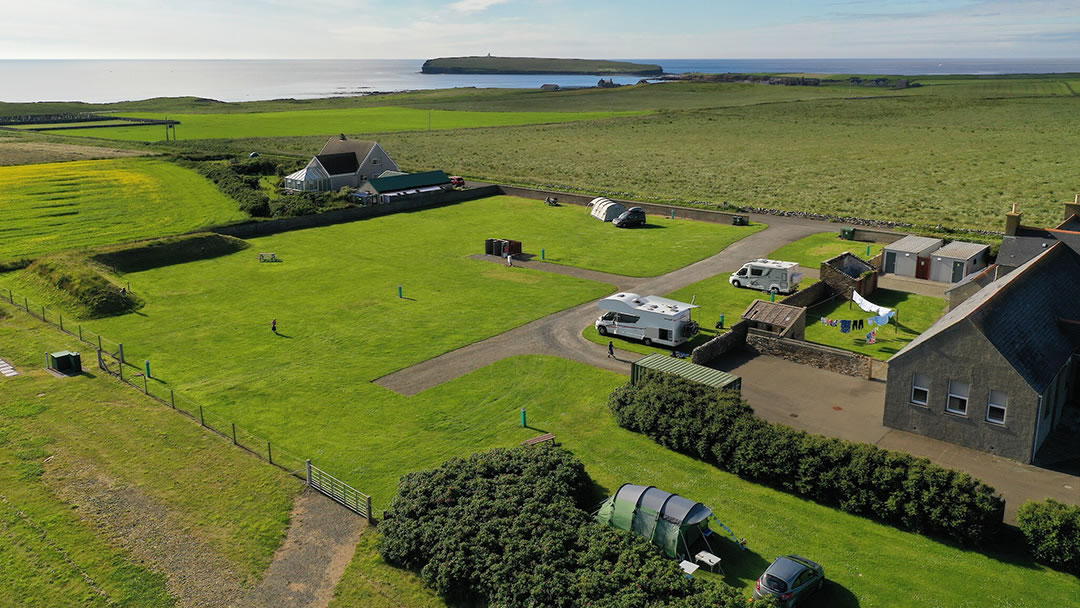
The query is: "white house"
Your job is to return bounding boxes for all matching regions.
[283,135,399,192]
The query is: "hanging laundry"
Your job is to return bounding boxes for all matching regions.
[852,291,892,316]
[866,329,877,344]
[820,317,828,325]
[840,320,851,333]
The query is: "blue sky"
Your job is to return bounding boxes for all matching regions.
[2,0,1078,59]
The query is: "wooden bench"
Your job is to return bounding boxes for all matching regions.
[258,252,278,262]
[522,433,555,446]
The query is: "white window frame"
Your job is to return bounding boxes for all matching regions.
[946,380,969,416]
[986,390,1007,425]
[910,373,929,406]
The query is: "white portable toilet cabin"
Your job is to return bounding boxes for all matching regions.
[589,197,627,222]
[881,235,944,279]
[929,240,991,283]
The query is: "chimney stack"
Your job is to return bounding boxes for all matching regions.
[1066,193,1080,222]
[1004,203,1021,237]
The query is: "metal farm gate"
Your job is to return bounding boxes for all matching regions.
[306,460,373,522]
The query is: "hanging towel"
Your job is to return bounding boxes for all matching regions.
[852,291,892,316]
[870,314,890,326]
[840,320,851,333]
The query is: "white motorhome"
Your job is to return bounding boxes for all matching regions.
[595,293,700,347]
[729,259,803,294]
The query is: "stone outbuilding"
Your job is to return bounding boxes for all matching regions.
[740,300,806,340]
[883,242,1080,464]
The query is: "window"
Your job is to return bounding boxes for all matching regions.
[616,313,640,324]
[737,268,748,276]
[601,312,616,321]
[910,373,930,406]
[947,380,969,415]
[750,268,763,277]
[986,390,1007,424]
[372,158,380,165]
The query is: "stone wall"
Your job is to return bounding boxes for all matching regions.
[746,329,871,378]
[498,185,750,226]
[691,321,749,365]
[779,281,831,308]
[208,186,501,238]
[852,227,904,244]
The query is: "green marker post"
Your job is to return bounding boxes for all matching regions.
[521,408,527,428]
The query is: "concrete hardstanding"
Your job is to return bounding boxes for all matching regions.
[883,320,1039,464]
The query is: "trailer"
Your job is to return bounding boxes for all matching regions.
[729,259,803,294]
[595,292,700,347]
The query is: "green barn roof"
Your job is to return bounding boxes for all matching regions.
[631,353,740,390]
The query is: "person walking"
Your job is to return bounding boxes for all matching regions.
[607,340,615,358]
[505,253,513,267]
[271,319,277,334]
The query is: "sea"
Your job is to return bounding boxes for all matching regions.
[3,58,1079,104]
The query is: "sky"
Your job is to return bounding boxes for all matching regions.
[2,0,1079,59]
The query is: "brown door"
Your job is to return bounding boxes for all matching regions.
[915,256,930,279]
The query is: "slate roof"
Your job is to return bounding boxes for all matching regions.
[884,235,943,254]
[998,235,1056,269]
[314,152,359,176]
[891,243,1080,393]
[366,170,450,194]
[932,240,989,260]
[319,137,376,163]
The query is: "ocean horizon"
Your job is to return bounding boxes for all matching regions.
[3,58,1079,104]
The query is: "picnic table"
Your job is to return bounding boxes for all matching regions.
[258,252,278,262]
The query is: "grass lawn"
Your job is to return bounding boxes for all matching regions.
[768,232,886,269]
[323,355,1080,608]
[0,306,300,605]
[804,289,946,360]
[61,107,647,141]
[0,158,244,261]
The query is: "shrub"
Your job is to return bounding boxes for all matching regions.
[379,445,754,607]
[609,372,1004,545]
[186,161,271,217]
[92,233,249,273]
[1017,499,1080,574]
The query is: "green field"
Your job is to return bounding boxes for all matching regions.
[0,307,299,606]
[0,158,244,260]
[768,232,887,269]
[61,106,646,141]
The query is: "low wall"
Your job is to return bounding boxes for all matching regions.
[851,227,903,243]
[691,321,749,365]
[745,329,871,378]
[780,281,831,308]
[498,185,749,225]
[209,186,500,238]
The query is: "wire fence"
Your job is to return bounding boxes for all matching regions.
[3,286,370,518]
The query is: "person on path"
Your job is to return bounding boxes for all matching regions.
[271,319,277,334]
[505,253,513,267]
[607,341,615,358]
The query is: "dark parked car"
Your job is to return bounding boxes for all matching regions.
[752,555,824,607]
[613,207,646,228]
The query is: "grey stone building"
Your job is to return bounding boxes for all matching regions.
[883,243,1080,464]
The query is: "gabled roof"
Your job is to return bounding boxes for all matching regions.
[998,235,1056,268]
[319,136,377,163]
[366,170,450,193]
[314,152,359,176]
[741,300,802,329]
[932,240,990,260]
[884,235,943,254]
[891,243,1080,393]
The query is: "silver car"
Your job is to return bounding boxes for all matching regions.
[752,555,824,608]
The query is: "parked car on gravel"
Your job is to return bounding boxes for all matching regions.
[752,555,825,607]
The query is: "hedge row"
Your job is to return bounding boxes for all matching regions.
[609,372,1004,546]
[1017,499,1080,574]
[379,446,758,608]
[189,161,271,217]
[185,159,357,219]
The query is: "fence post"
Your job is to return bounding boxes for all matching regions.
[366,495,373,523]
[59,314,63,332]
[24,297,28,312]
[232,423,237,445]
[267,441,273,465]
[118,362,123,381]
[142,374,148,394]
[98,335,102,350]
[199,406,205,427]
[306,459,312,485]
[7,288,11,304]
[170,389,175,408]
[78,325,83,341]
[118,343,125,364]
[41,306,46,321]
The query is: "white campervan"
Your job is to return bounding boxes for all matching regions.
[729,259,803,294]
[595,293,700,347]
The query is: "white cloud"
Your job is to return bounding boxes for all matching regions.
[448,0,510,14]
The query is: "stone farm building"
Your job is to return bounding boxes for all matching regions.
[283,135,399,192]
